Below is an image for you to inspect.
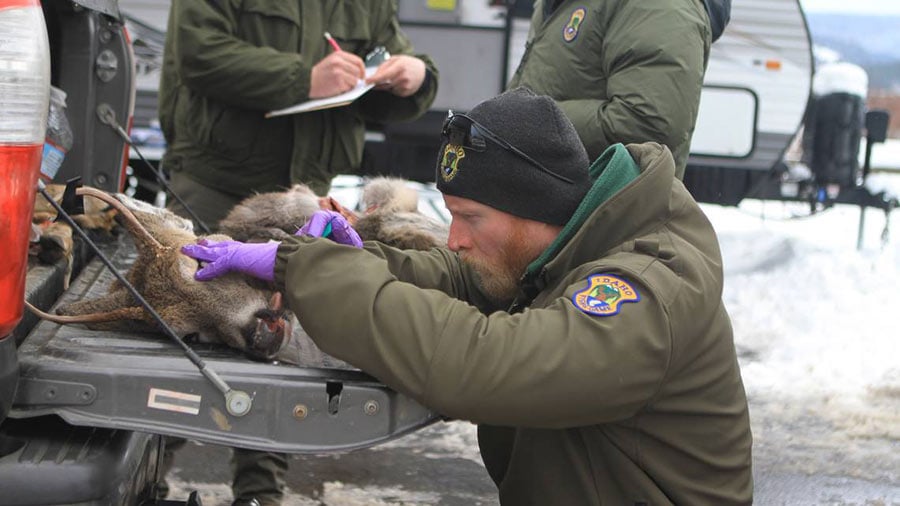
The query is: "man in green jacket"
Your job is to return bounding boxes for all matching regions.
[183,88,753,504]
[158,0,438,228]
[156,2,437,504]
[508,0,712,178]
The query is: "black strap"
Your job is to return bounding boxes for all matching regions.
[703,0,732,42]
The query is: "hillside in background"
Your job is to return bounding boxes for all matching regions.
[805,13,900,91]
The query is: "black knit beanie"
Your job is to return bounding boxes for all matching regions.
[435,87,591,226]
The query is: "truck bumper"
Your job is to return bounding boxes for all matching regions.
[0,337,17,422]
[0,415,161,505]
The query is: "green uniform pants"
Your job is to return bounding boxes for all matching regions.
[157,437,288,506]
[166,170,246,232]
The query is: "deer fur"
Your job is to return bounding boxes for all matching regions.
[29,187,290,360]
[218,177,449,250]
[356,177,449,250]
[357,177,420,214]
[218,184,323,242]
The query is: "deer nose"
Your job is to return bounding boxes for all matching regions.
[244,310,291,361]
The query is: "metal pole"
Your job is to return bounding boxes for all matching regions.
[857,205,865,251]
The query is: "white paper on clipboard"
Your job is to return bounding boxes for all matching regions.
[266,67,378,118]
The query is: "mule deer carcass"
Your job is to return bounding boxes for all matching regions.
[28,188,290,360]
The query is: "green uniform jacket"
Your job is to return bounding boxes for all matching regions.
[159,0,438,196]
[274,142,752,504]
[508,0,710,178]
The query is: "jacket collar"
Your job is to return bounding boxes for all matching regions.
[519,143,675,299]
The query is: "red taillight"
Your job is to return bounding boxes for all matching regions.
[0,0,36,8]
[0,0,50,338]
[0,146,43,337]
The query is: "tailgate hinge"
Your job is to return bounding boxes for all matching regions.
[14,378,97,407]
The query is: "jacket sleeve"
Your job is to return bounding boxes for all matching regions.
[169,0,311,111]
[277,238,500,313]
[274,238,672,429]
[357,1,439,123]
[556,0,710,160]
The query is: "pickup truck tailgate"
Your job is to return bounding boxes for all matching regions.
[11,238,439,453]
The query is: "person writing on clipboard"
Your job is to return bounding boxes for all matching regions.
[158,1,439,228]
[155,3,437,505]
[314,30,429,101]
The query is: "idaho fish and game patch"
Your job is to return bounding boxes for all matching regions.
[440,143,465,182]
[571,274,640,316]
[563,7,586,43]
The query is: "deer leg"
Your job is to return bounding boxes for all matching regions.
[56,286,137,316]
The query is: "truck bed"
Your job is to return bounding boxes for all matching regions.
[11,236,439,453]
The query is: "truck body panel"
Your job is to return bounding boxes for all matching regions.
[45,0,133,193]
[0,416,161,506]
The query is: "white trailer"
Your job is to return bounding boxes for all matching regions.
[689,0,813,172]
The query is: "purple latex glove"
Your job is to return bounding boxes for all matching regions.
[297,210,363,248]
[181,239,279,281]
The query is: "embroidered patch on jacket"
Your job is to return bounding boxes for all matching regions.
[562,7,587,43]
[571,274,640,316]
[440,143,465,182]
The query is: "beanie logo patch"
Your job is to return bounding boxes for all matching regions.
[563,7,586,43]
[571,274,640,317]
[440,144,466,182]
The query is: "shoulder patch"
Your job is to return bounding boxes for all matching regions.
[563,7,586,43]
[571,274,640,317]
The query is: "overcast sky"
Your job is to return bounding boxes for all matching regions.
[801,0,900,14]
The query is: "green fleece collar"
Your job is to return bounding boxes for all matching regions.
[524,143,640,281]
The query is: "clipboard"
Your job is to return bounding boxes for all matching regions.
[266,67,378,118]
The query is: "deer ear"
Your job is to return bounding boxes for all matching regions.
[269,292,283,312]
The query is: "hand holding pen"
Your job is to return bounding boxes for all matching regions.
[308,32,365,99]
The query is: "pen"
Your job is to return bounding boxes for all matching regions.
[323,32,342,53]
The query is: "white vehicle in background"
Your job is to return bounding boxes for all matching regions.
[687,0,814,194]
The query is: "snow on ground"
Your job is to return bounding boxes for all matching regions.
[709,200,899,398]
[704,198,900,483]
[374,419,482,465]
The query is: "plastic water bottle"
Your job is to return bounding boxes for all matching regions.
[40,85,73,182]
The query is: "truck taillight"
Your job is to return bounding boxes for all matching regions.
[0,0,50,338]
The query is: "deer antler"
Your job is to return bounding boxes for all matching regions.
[75,186,164,251]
